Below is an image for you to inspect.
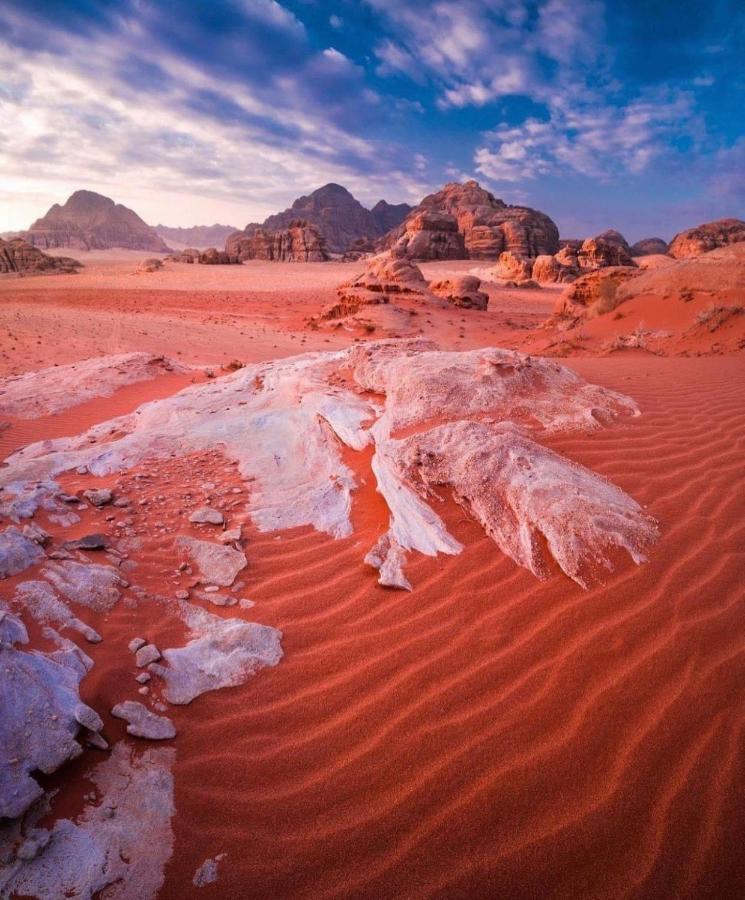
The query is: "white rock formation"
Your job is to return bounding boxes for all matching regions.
[13,580,101,643]
[0,527,46,578]
[0,611,103,819]
[149,601,283,705]
[176,536,247,587]
[111,701,176,740]
[0,341,656,590]
[41,560,125,611]
[0,352,189,418]
[0,743,175,900]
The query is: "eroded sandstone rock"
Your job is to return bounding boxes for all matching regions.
[226,219,330,262]
[0,238,80,275]
[428,275,489,310]
[668,218,745,259]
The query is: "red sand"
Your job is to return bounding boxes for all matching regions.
[1,252,744,898]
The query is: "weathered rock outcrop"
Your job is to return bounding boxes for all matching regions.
[0,238,80,274]
[0,341,657,593]
[494,251,533,281]
[384,181,560,261]
[26,190,170,252]
[531,253,580,284]
[226,220,329,262]
[594,229,631,253]
[631,237,669,256]
[169,247,239,264]
[154,223,237,249]
[258,183,411,254]
[554,267,641,322]
[429,276,489,310]
[0,611,104,818]
[668,218,745,259]
[325,253,427,318]
[577,238,636,270]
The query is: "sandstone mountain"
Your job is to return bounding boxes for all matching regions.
[256,183,412,254]
[26,190,170,252]
[0,237,81,274]
[668,218,745,259]
[155,224,237,249]
[225,219,329,262]
[631,238,669,256]
[382,180,559,260]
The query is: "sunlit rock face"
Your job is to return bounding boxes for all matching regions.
[383,181,560,261]
[1,340,657,591]
[668,218,745,259]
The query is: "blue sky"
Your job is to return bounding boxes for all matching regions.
[0,0,743,240]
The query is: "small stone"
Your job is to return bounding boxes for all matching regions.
[189,506,224,525]
[219,528,242,544]
[230,487,242,494]
[138,686,150,696]
[83,488,113,507]
[111,700,176,740]
[128,637,147,653]
[238,598,255,609]
[64,533,109,551]
[201,481,216,491]
[135,672,151,684]
[135,643,161,667]
[203,585,220,593]
[175,589,190,600]
[113,498,130,508]
[76,465,89,475]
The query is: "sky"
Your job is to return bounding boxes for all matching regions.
[0,0,743,241]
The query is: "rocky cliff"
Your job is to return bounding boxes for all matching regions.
[225,220,329,262]
[26,190,170,252]
[382,180,559,260]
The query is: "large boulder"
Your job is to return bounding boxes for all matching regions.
[25,190,170,252]
[554,267,641,322]
[226,219,330,262]
[494,251,533,281]
[0,238,80,275]
[577,238,636,270]
[532,254,578,284]
[429,276,488,310]
[631,237,669,257]
[325,253,427,318]
[383,180,559,261]
[668,218,745,259]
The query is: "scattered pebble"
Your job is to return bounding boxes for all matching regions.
[135,643,161,667]
[128,637,147,653]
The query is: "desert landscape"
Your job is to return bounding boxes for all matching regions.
[1,2,744,899]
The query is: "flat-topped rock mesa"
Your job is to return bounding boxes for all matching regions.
[668,218,745,259]
[382,180,560,260]
[226,219,330,262]
[25,190,170,252]
[245,183,412,255]
[631,237,669,256]
[154,223,237,249]
[0,237,81,275]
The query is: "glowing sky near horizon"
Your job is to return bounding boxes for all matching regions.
[0,0,743,240]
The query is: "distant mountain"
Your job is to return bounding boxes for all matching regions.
[25,190,170,252]
[249,183,412,254]
[154,223,237,250]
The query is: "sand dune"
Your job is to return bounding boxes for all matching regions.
[1,258,743,899]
